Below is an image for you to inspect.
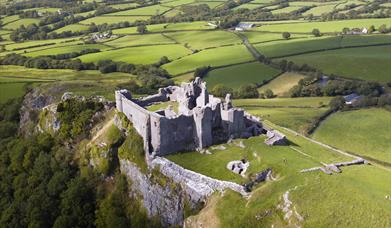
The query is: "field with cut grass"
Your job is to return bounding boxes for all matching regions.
[302,4,337,16]
[244,32,308,44]
[279,45,391,82]
[255,18,391,33]
[78,44,191,64]
[79,16,151,25]
[4,37,81,51]
[108,4,171,16]
[204,62,281,89]
[112,21,213,34]
[165,30,241,50]
[313,108,391,163]
[105,34,174,48]
[163,45,254,75]
[258,72,307,97]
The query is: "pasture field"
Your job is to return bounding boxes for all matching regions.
[336,0,365,9]
[289,1,335,6]
[74,10,96,17]
[279,45,391,82]
[250,0,275,3]
[255,36,342,58]
[4,37,82,51]
[165,30,241,50]
[79,16,151,25]
[255,18,391,33]
[53,24,90,33]
[258,72,307,97]
[24,44,111,57]
[0,82,27,103]
[109,3,139,9]
[108,5,171,16]
[312,108,391,163]
[161,0,195,7]
[112,21,213,34]
[3,18,41,30]
[105,34,174,48]
[162,44,254,75]
[244,32,308,44]
[0,15,19,24]
[187,1,224,8]
[302,4,337,16]
[78,44,191,64]
[272,6,303,14]
[204,62,281,89]
[234,97,332,132]
[234,3,264,10]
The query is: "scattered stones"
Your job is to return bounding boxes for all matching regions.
[277,186,303,227]
[300,158,369,175]
[212,145,226,150]
[244,168,272,192]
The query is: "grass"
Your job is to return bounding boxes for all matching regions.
[112,21,213,34]
[234,3,264,10]
[105,34,174,48]
[312,108,391,163]
[204,62,281,89]
[255,18,391,33]
[4,37,81,51]
[108,5,171,16]
[302,4,337,16]
[272,6,303,14]
[279,45,391,82]
[161,0,195,7]
[146,101,179,113]
[258,72,307,97]
[109,3,139,9]
[164,30,241,50]
[0,83,27,103]
[234,97,332,132]
[24,44,110,57]
[53,24,90,33]
[244,32,309,44]
[78,44,191,64]
[79,16,151,25]
[3,18,41,30]
[163,44,254,75]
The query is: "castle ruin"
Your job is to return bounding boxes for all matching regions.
[115,77,286,156]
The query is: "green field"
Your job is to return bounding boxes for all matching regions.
[0,15,20,24]
[204,62,281,89]
[165,30,241,50]
[105,34,174,48]
[0,83,27,103]
[112,21,213,34]
[53,24,90,33]
[255,18,391,33]
[78,44,191,64]
[79,16,151,25]
[234,97,332,132]
[258,72,307,97]
[4,37,82,51]
[24,44,111,57]
[234,3,264,10]
[244,32,309,44]
[303,4,337,16]
[108,5,171,16]
[109,3,139,9]
[272,6,303,14]
[313,108,391,163]
[163,45,254,75]
[279,45,391,82]
[3,18,41,30]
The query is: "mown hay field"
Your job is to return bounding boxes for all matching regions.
[78,44,191,64]
[163,44,254,75]
[279,45,391,82]
[312,108,391,163]
[258,72,307,97]
[204,62,281,89]
[79,16,151,25]
[24,44,111,57]
[112,21,213,34]
[53,24,90,33]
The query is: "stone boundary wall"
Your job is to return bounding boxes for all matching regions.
[151,157,248,201]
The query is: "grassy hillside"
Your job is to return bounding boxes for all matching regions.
[312,108,391,163]
[258,72,307,97]
[280,45,391,82]
[204,62,281,89]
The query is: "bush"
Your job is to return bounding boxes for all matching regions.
[194,66,211,79]
[236,84,259,98]
[210,84,234,98]
[282,32,291,39]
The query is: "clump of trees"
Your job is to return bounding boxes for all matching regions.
[282,32,291,40]
[210,83,259,99]
[193,66,211,79]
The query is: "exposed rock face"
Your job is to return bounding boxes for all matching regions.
[120,159,185,226]
[227,160,249,176]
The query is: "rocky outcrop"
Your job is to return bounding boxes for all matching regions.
[120,159,185,226]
